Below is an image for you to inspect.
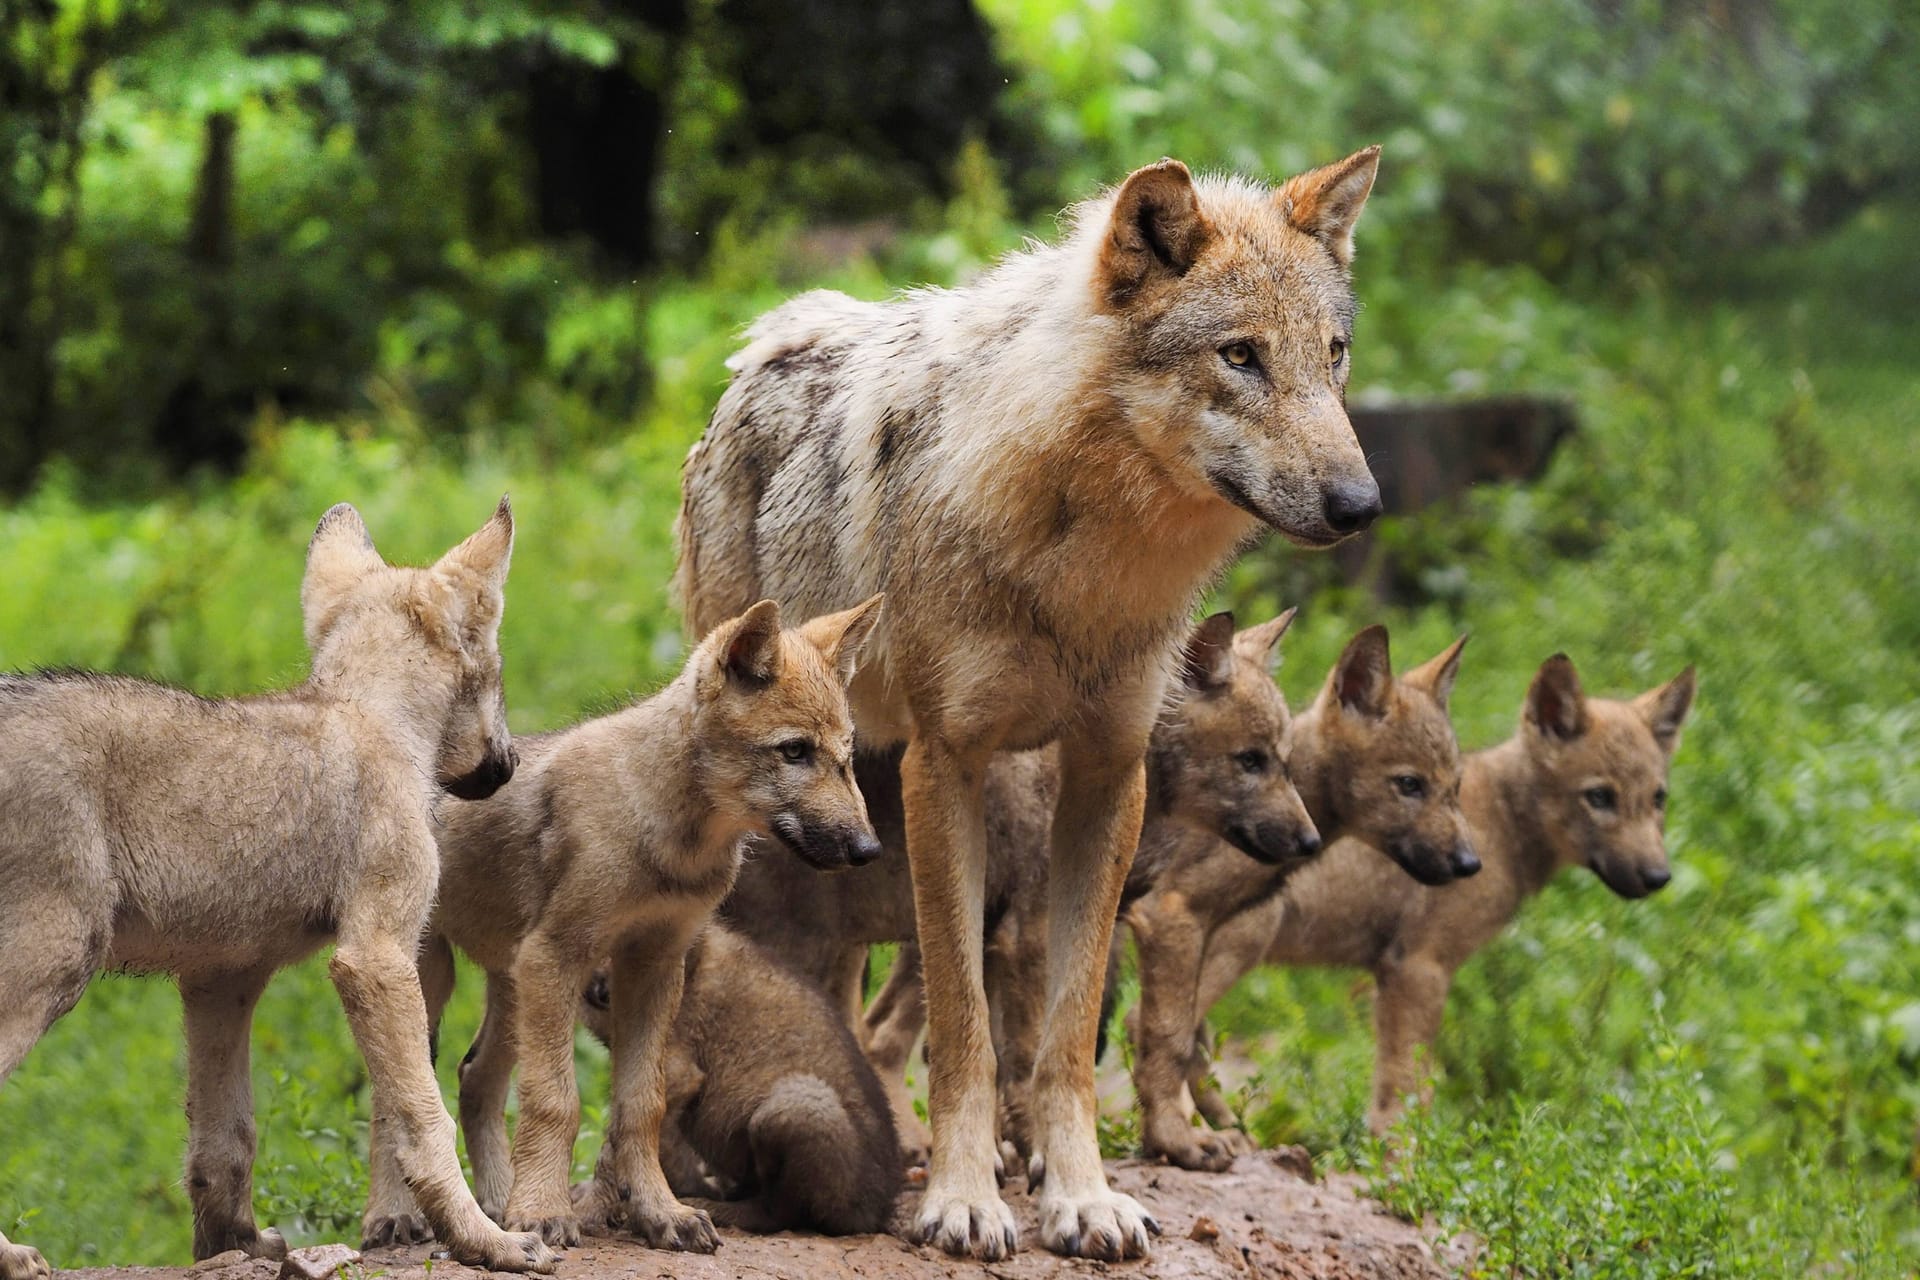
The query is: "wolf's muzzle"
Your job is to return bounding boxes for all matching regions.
[1224,820,1323,868]
[772,812,884,870]
[1322,477,1383,535]
[441,745,518,801]
[1388,838,1470,887]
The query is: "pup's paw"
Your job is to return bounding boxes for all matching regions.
[0,1242,51,1280]
[1146,1128,1239,1173]
[503,1211,580,1249]
[1219,1127,1259,1158]
[361,1212,433,1248]
[912,1187,1019,1260]
[627,1202,719,1254]
[1037,1185,1158,1261]
[461,1228,558,1274]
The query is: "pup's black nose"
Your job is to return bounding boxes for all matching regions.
[1641,865,1671,892]
[1323,478,1383,535]
[1449,844,1482,878]
[847,829,884,867]
[1297,830,1323,860]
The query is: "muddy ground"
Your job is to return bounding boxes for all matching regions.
[60,1153,1459,1280]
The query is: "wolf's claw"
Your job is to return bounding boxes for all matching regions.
[0,1242,51,1280]
[913,1189,1020,1260]
[1038,1185,1154,1261]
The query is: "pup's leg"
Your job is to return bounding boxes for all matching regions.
[363,933,458,1247]
[986,912,1046,1164]
[1127,892,1235,1171]
[329,911,554,1273]
[181,969,284,1260]
[461,973,519,1222]
[571,926,718,1253]
[860,945,931,1166]
[901,734,1014,1260]
[826,944,869,1030]
[1030,731,1157,1261]
[1369,954,1451,1136]
[499,934,589,1246]
[1185,896,1286,1147]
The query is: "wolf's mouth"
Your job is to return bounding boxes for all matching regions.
[1206,469,1345,548]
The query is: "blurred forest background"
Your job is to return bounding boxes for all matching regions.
[1,0,1917,1274]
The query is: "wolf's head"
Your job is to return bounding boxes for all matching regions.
[301,497,517,800]
[1089,149,1384,549]
[692,595,885,870]
[1302,625,1477,886]
[1150,609,1321,871]
[1516,655,1696,899]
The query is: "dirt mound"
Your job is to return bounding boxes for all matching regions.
[57,1153,1451,1280]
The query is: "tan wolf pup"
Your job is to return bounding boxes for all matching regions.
[1126,622,1476,1169]
[386,596,883,1253]
[0,500,555,1280]
[677,148,1385,1260]
[1164,652,1695,1144]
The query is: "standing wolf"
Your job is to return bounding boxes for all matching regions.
[0,500,554,1279]
[676,149,1383,1260]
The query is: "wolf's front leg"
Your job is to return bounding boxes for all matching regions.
[460,974,520,1221]
[1031,733,1159,1261]
[182,970,286,1261]
[572,924,718,1253]
[901,735,1016,1260]
[499,935,590,1247]
[329,921,555,1273]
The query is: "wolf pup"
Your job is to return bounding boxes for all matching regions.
[576,923,902,1236]
[384,597,883,1254]
[1172,653,1695,1142]
[1127,623,1476,1169]
[677,148,1385,1260]
[0,500,554,1280]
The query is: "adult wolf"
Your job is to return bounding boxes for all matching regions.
[0,500,553,1279]
[676,149,1383,1260]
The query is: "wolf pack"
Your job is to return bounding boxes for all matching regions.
[0,146,1695,1278]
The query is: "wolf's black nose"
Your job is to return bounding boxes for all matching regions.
[848,829,884,867]
[1323,479,1383,534]
[1297,830,1323,859]
[1641,865,1671,892]
[1449,844,1482,878]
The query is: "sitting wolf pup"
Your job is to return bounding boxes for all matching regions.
[576,923,903,1236]
[389,596,883,1254]
[0,500,554,1279]
[1165,652,1695,1143]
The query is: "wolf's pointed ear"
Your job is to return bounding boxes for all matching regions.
[303,503,384,644]
[1331,624,1393,718]
[801,594,885,687]
[1277,145,1380,268]
[714,599,785,687]
[1406,634,1469,710]
[1098,159,1213,305]
[1181,612,1238,691]
[1233,606,1298,677]
[437,495,515,593]
[1633,664,1696,757]
[1525,654,1588,741]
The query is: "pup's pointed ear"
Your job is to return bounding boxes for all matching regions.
[437,495,515,593]
[714,599,785,687]
[1406,634,1469,710]
[1331,624,1393,718]
[1098,159,1213,306]
[1277,145,1380,267]
[1633,664,1696,757]
[303,503,384,645]
[1233,606,1298,676]
[1181,612,1238,691]
[1526,654,1588,741]
[801,594,885,687]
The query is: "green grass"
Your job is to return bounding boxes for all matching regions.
[1,197,1916,1272]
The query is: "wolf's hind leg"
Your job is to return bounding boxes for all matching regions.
[460,973,520,1222]
[362,933,460,1246]
[181,969,285,1261]
[861,945,931,1166]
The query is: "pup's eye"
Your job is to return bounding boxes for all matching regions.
[777,740,814,764]
[1331,338,1348,367]
[1653,787,1668,809]
[1234,749,1268,774]
[1391,774,1426,798]
[1221,343,1257,369]
[1583,786,1618,811]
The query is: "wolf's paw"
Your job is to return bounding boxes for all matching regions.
[502,1211,580,1249]
[626,1201,719,1254]
[912,1187,1019,1260]
[455,1228,558,1274]
[361,1212,433,1248]
[1147,1128,1239,1173]
[1219,1127,1259,1157]
[1037,1185,1158,1261]
[0,1242,51,1280]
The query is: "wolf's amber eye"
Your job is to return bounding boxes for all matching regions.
[1584,786,1618,811]
[1330,338,1348,366]
[1221,343,1256,368]
[1234,749,1268,774]
[778,739,814,765]
[1391,774,1426,798]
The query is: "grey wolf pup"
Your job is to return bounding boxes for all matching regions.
[394,597,882,1254]
[1162,653,1694,1147]
[0,500,554,1279]
[676,147,1385,1260]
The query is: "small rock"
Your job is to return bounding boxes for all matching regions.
[1268,1144,1316,1183]
[1188,1215,1221,1243]
[190,1251,252,1273]
[277,1243,361,1280]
